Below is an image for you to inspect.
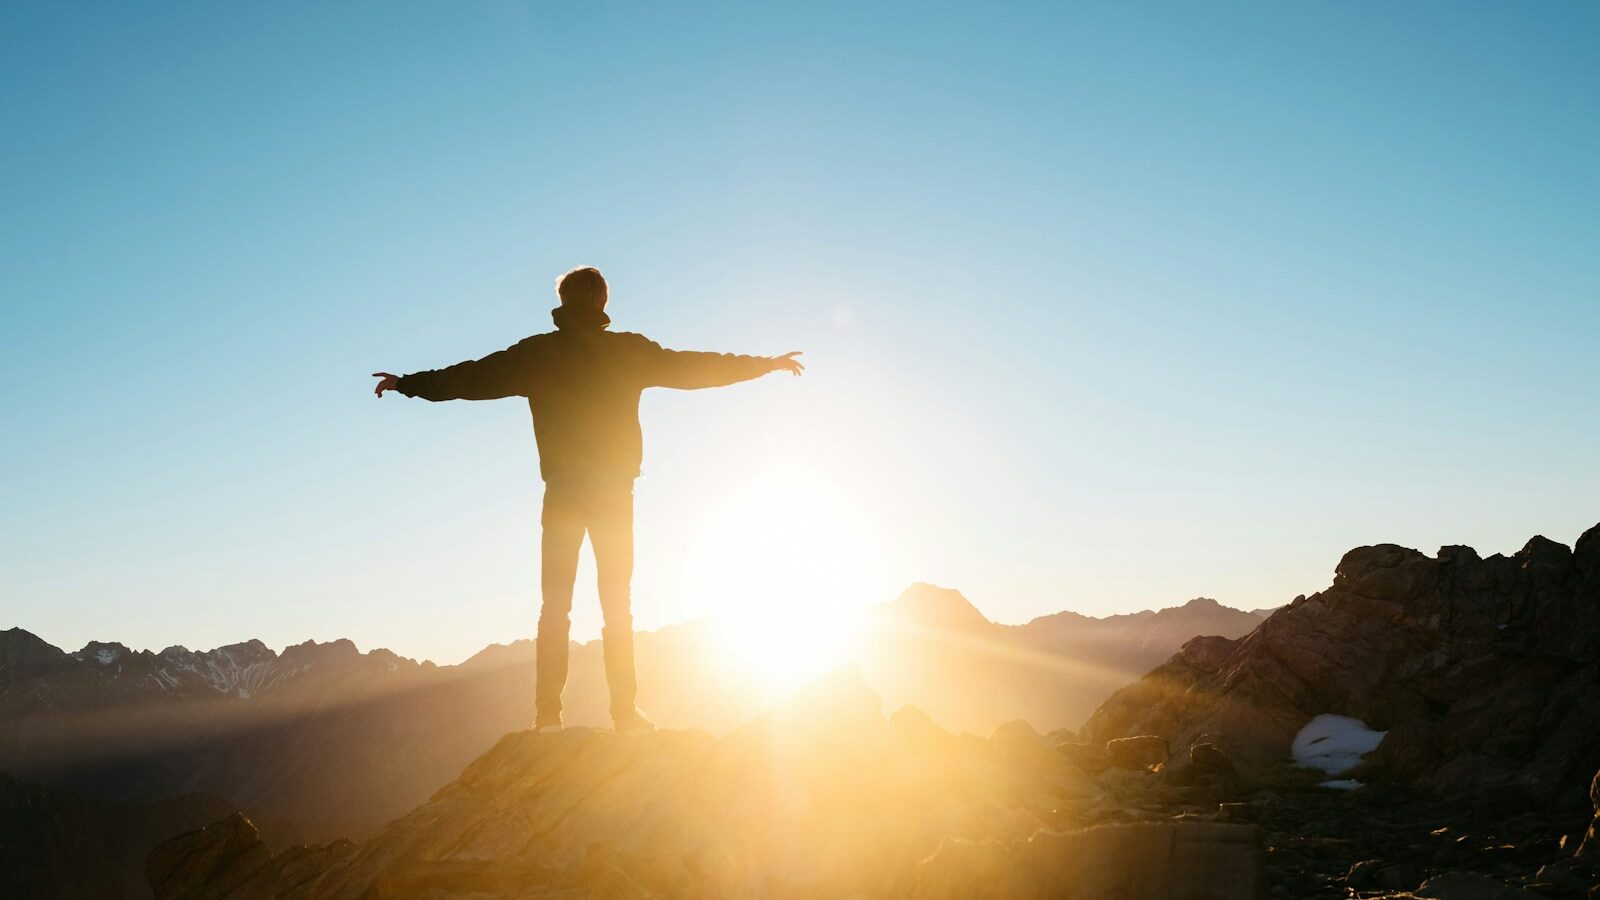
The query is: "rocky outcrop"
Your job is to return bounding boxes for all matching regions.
[1083,525,1600,808]
[146,668,1268,898]
[147,813,354,900]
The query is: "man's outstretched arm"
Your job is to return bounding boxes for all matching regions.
[644,341,804,390]
[373,339,539,401]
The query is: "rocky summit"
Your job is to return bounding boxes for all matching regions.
[144,669,1268,899]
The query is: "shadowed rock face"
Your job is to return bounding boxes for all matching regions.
[146,813,355,900]
[0,772,235,899]
[146,669,1266,899]
[1084,525,1600,807]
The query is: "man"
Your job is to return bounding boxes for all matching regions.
[374,267,802,734]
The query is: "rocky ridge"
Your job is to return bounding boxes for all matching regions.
[1084,525,1600,807]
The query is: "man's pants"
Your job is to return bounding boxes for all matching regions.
[535,478,636,722]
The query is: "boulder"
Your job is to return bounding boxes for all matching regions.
[1105,735,1169,771]
[991,720,1068,774]
[1056,742,1113,774]
[1159,742,1242,801]
[1345,858,1382,888]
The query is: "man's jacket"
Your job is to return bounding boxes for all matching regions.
[397,318,770,483]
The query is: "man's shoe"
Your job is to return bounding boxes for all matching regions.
[613,711,655,736]
[534,715,563,734]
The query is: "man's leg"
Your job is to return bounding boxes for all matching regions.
[536,481,585,725]
[588,481,639,723]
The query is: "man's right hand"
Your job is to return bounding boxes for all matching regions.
[373,372,400,397]
[770,352,805,376]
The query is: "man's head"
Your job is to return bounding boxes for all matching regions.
[556,266,608,310]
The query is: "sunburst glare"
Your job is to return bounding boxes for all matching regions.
[688,470,880,690]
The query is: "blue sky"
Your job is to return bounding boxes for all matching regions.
[3,1,1596,665]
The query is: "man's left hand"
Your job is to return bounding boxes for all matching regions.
[770,352,804,376]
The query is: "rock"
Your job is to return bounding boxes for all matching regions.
[1533,859,1600,895]
[1082,525,1600,803]
[1415,871,1528,900]
[1190,743,1239,779]
[1160,742,1243,802]
[147,814,275,900]
[1579,769,1600,860]
[146,813,356,900]
[991,720,1069,773]
[1346,858,1383,888]
[1095,767,1156,801]
[914,821,1265,899]
[1044,727,1080,746]
[1372,863,1427,891]
[1057,742,1114,774]
[1106,735,1169,771]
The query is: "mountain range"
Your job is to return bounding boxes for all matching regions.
[133,524,1600,899]
[0,589,1265,849]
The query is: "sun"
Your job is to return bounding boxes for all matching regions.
[689,471,879,690]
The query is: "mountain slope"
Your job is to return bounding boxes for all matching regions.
[857,586,1267,734]
[0,772,234,899]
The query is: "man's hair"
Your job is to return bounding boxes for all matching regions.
[556,266,607,309]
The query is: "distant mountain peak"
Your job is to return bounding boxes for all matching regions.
[74,641,130,666]
[1,627,56,652]
[876,583,996,633]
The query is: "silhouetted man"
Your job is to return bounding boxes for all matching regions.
[374,267,802,734]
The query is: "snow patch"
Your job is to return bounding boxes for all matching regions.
[1318,779,1363,790]
[95,648,118,665]
[1291,714,1386,779]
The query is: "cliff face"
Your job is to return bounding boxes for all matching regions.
[1084,525,1600,806]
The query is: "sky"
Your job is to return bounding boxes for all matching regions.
[2,1,1597,666]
